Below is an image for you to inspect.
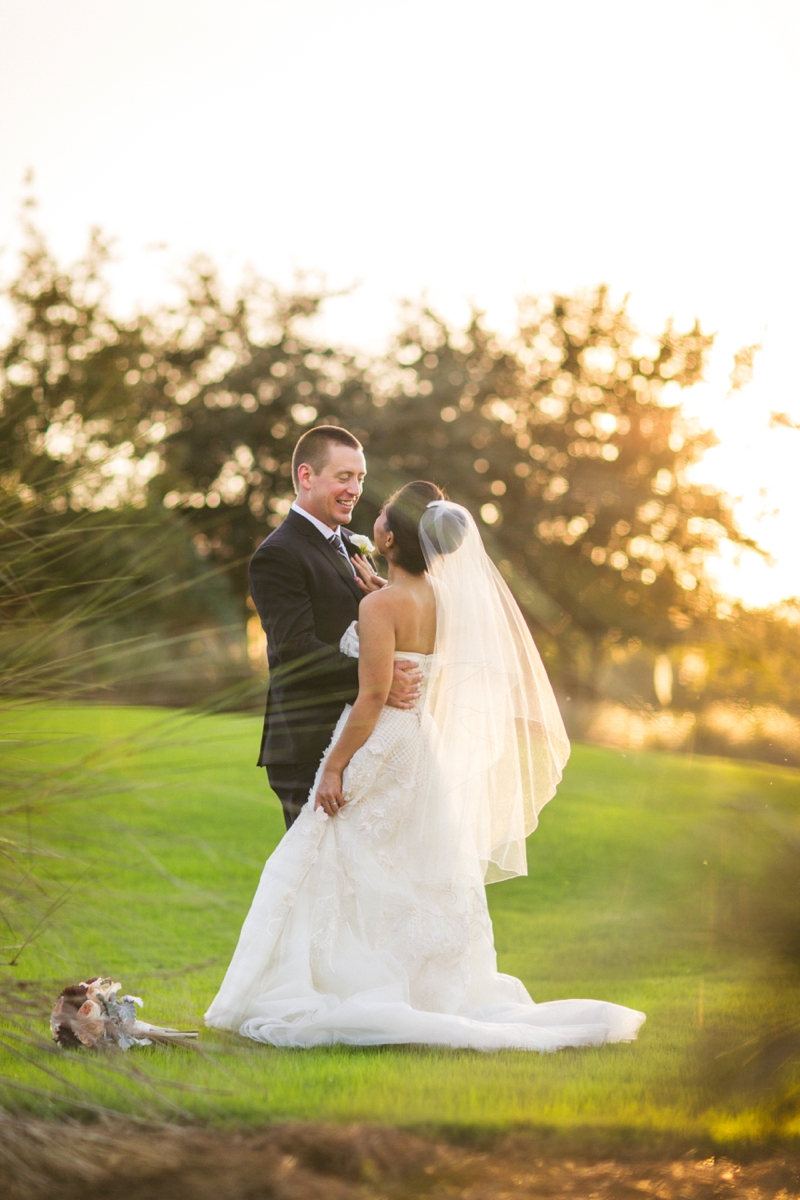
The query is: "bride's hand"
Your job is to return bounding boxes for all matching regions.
[314,768,345,817]
[352,554,386,593]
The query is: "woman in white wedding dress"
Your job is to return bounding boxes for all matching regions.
[205,482,645,1050]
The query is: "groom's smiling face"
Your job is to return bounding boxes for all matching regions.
[296,444,366,529]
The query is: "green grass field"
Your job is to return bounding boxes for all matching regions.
[1,704,799,1144]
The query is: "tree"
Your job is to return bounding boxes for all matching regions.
[2,222,761,702]
[0,222,373,622]
[360,289,756,691]
[149,264,374,601]
[0,224,248,699]
[0,221,157,508]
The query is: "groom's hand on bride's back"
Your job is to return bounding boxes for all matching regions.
[386,660,423,710]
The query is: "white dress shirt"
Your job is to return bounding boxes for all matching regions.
[290,500,341,540]
[291,501,356,575]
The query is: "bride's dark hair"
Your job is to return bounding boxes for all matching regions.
[382,481,445,575]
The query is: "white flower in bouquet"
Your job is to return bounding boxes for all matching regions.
[349,533,376,556]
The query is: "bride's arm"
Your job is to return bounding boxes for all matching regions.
[314,593,395,817]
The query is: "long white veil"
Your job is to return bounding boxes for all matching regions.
[417,501,570,884]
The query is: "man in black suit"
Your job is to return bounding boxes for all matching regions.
[249,425,421,829]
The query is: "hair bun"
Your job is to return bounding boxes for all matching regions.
[383,480,446,575]
[420,503,469,557]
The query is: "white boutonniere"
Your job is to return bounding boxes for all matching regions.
[349,533,376,556]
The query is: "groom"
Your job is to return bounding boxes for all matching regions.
[249,425,421,829]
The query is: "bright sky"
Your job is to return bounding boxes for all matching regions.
[1,0,799,606]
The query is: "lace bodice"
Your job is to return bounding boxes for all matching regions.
[339,620,435,713]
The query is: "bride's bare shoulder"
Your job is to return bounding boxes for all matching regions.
[358,584,413,627]
[357,587,396,620]
[356,590,402,649]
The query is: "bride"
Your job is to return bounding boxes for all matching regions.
[205,482,645,1050]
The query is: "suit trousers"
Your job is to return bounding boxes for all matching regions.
[267,762,319,830]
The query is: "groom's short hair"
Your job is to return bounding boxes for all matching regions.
[291,426,363,490]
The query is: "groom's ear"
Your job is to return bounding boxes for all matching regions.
[295,462,314,491]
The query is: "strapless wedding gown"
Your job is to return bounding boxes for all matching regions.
[205,623,645,1050]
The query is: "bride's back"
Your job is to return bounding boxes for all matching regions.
[388,574,437,656]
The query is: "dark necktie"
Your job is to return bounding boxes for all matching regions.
[330,533,355,576]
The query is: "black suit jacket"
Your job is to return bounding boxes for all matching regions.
[249,508,364,769]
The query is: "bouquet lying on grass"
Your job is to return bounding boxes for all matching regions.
[50,977,198,1049]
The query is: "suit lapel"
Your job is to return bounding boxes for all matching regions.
[287,510,363,597]
[320,535,363,593]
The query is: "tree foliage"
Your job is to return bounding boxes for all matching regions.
[359,290,755,686]
[150,265,373,580]
[0,222,770,698]
[0,223,156,507]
